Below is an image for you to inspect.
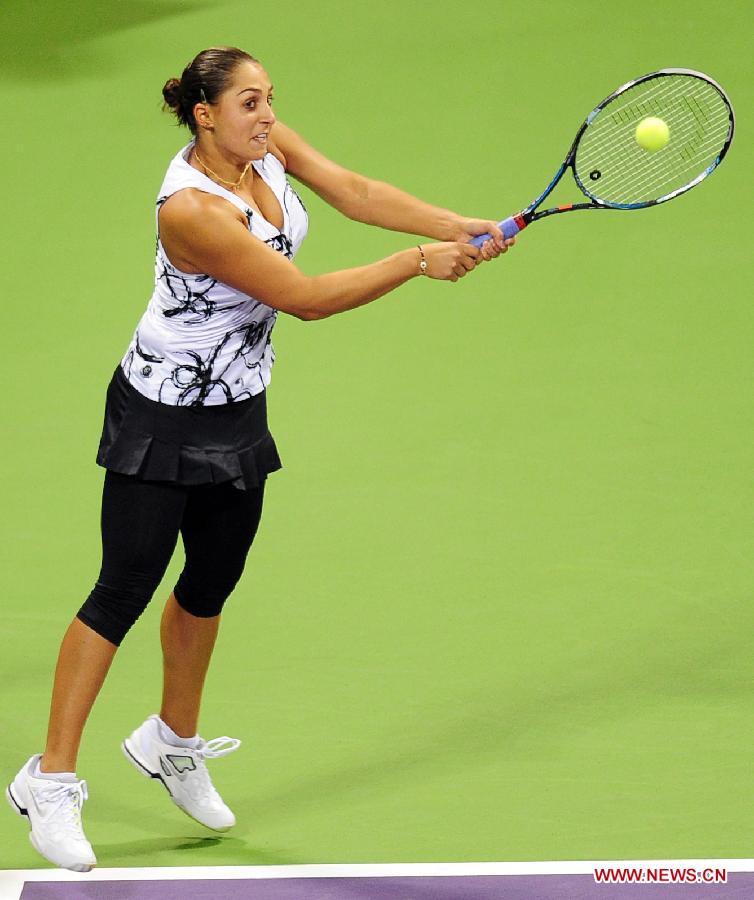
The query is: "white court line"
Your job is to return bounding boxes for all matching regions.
[1,859,754,899]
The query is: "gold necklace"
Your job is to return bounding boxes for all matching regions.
[193,148,251,189]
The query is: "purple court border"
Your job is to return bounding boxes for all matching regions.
[20,873,754,899]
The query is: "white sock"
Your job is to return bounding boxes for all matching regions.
[157,717,202,749]
[32,756,77,782]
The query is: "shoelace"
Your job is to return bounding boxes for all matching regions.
[35,780,88,831]
[195,736,241,760]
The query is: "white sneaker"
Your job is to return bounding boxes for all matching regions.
[122,714,241,831]
[6,754,97,872]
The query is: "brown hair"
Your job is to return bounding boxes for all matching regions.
[161,46,260,135]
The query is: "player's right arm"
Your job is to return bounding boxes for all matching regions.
[158,190,483,321]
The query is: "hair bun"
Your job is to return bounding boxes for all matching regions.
[162,77,182,111]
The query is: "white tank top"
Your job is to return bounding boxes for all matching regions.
[119,138,309,405]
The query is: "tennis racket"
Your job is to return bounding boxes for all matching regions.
[470,68,734,246]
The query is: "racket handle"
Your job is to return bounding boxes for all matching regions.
[468,215,525,247]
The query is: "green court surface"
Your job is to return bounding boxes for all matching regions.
[2,0,752,872]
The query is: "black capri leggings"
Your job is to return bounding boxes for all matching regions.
[77,470,266,647]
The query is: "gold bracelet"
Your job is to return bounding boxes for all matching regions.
[417,245,428,276]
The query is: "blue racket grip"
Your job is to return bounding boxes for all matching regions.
[468,215,523,247]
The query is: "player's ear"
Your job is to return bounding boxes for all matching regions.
[194,93,215,132]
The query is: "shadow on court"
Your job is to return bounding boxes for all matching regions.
[92,832,301,868]
[91,835,227,860]
[0,0,211,81]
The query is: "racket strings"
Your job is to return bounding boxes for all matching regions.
[585,81,719,161]
[574,74,731,205]
[610,126,729,202]
[580,81,729,203]
[580,81,728,201]
[593,87,728,195]
[600,119,729,203]
[581,78,724,162]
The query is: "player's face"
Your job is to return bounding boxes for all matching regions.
[214,61,276,160]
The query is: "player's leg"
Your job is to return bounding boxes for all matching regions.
[39,619,119,774]
[157,590,220,738]
[43,470,188,773]
[159,479,266,738]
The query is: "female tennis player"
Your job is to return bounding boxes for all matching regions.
[6,46,514,872]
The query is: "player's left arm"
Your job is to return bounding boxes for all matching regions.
[269,120,509,253]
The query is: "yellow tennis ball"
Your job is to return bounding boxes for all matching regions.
[635,116,670,152]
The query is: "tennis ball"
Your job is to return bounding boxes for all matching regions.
[635,116,670,152]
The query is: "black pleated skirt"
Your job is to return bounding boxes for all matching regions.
[95,364,282,491]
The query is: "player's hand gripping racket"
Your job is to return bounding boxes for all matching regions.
[470,68,734,246]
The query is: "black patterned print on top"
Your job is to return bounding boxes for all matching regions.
[134,330,164,365]
[155,195,236,324]
[154,311,278,405]
[265,232,293,258]
[159,266,230,323]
